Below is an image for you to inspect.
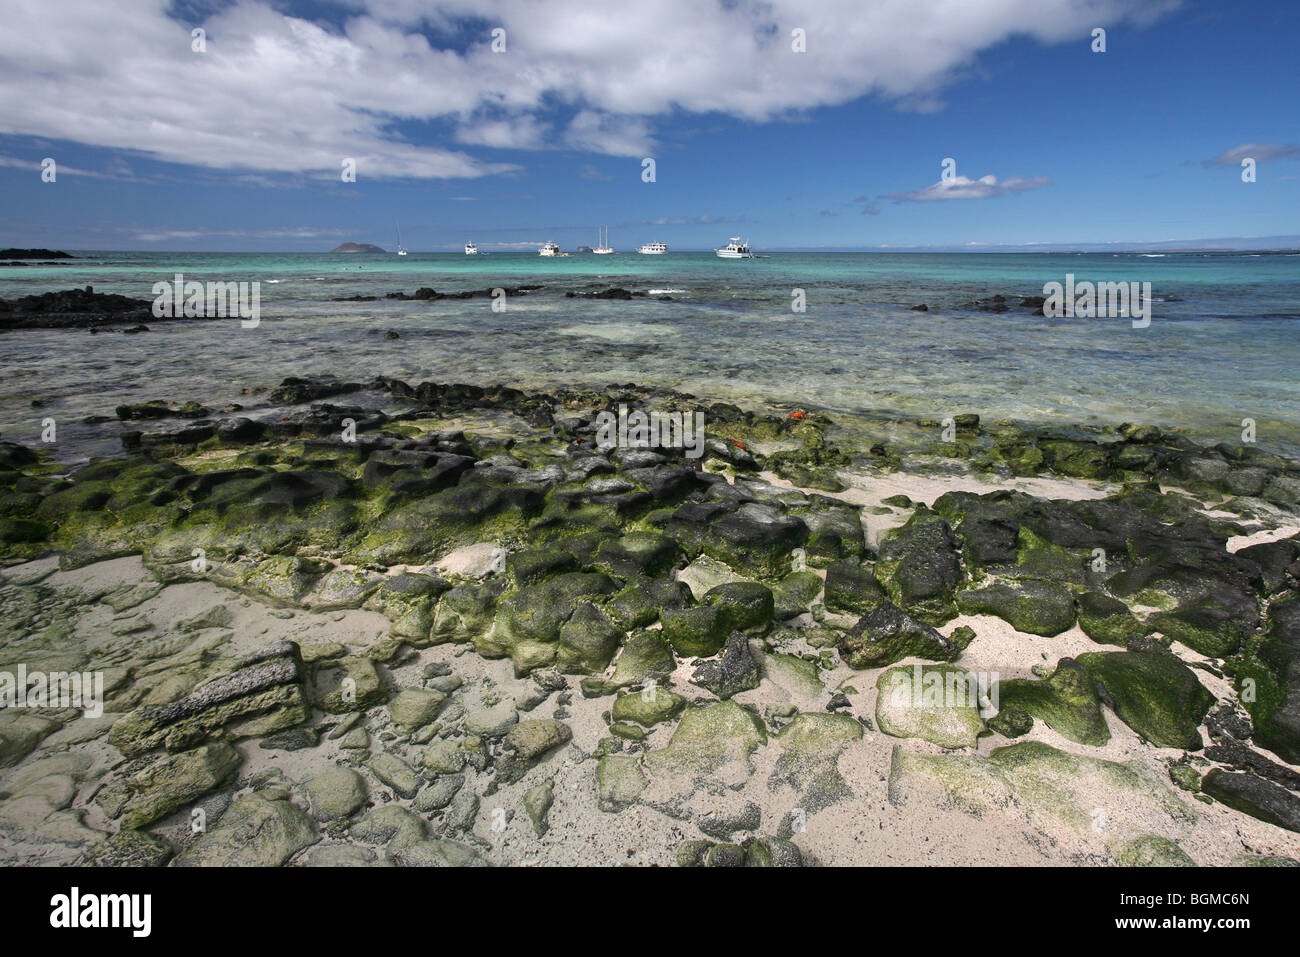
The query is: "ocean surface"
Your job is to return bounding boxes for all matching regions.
[2,250,1298,462]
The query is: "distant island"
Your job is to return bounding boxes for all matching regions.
[0,248,73,259]
[330,242,386,254]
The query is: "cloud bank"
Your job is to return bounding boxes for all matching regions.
[0,0,1176,180]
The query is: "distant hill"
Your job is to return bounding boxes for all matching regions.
[0,248,73,259]
[331,242,386,254]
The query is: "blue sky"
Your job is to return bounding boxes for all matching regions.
[1,0,1296,251]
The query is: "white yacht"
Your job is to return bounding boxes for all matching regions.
[637,241,668,255]
[464,242,478,255]
[593,225,614,255]
[539,241,562,257]
[395,223,407,255]
[715,237,754,258]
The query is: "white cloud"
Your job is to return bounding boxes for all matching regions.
[886,174,1052,202]
[1202,143,1300,167]
[564,112,653,157]
[0,154,136,181]
[0,0,1177,179]
[129,225,351,242]
[455,116,549,150]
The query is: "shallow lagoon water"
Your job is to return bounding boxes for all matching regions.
[1,250,1297,460]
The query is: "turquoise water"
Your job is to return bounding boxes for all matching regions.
[1,250,1298,460]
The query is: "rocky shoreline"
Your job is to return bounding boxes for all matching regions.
[1,375,1299,866]
[0,287,197,332]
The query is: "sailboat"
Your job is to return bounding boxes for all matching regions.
[593,225,614,255]
[395,223,407,256]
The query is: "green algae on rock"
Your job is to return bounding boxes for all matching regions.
[3,373,1300,865]
[611,686,686,726]
[838,602,971,669]
[874,516,964,625]
[823,560,887,615]
[876,663,986,748]
[890,739,1194,835]
[955,577,1077,636]
[109,642,308,755]
[642,700,767,785]
[1077,651,1213,750]
[991,658,1110,746]
[769,711,863,817]
[174,792,318,866]
[1076,590,1148,646]
[112,742,241,829]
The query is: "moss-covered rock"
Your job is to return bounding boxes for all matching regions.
[115,742,241,829]
[763,653,823,700]
[492,572,618,649]
[1114,834,1195,866]
[1039,439,1110,479]
[823,560,887,615]
[892,740,1193,836]
[110,643,307,755]
[1077,590,1147,646]
[770,570,824,620]
[1149,602,1252,658]
[642,700,767,784]
[593,531,680,578]
[82,829,175,868]
[611,686,686,726]
[1012,527,1087,584]
[303,765,367,821]
[1077,651,1213,750]
[987,706,1033,738]
[703,581,775,632]
[430,580,507,644]
[875,517,964,624]
[596,754,647,810]
[555,601,623,673]
[1201,769,1300,833]
[174,792,318,866]
[992,658,1109,746]
[605,578,692,630]
[769,712,863,815]
[388,687,447,731]
[838,602,970,669]
[875,664,985,748]
[310,656,387,714]
[956,578,1076,636]
[661,604,729,657]
[1242,595,1300,763]
[350,481,542,565]
[689,503,810,579]
[603,630,677,692]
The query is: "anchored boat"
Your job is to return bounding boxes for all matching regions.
[715,237,754,258]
